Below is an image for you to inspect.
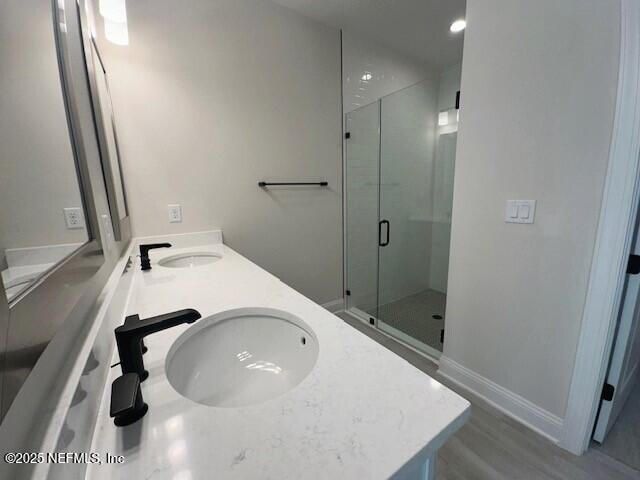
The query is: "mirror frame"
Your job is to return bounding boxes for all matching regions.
[0,0,131,420]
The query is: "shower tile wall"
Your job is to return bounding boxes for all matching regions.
[430,64,461,294]
[430,132,457,293]
[342,31,431,115]
[378,75,439,307]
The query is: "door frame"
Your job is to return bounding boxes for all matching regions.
[560,0,640,455]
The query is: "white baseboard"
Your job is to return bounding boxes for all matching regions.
[438,356,563,443]
[322,298,345,314]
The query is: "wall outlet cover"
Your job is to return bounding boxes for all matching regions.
[63,207,85,229]
[168,204,182,223]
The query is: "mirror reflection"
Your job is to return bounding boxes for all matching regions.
[0,1,89,303]
[89,39,128,226]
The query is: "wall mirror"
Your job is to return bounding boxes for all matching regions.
[86,36,130,239]
[0,0,130,422]
[0,0,91,305]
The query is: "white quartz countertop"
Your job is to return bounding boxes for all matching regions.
[87,242,470,479]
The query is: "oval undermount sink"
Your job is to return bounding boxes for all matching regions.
[165,308,319,407]
[158,251,222,268]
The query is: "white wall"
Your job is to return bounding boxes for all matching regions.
[443,0,620,425]
[93,0,342,304]
[0,0,88,268]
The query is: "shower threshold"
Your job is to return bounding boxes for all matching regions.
[345,304,443,362]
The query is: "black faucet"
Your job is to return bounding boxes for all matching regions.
[115,309,201,381]
[139,243,172,271]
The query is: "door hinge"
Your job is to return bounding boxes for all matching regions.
[345,132,351,139]
[601,383,615,401]
[627,254,640,274]
[345,289,351,296]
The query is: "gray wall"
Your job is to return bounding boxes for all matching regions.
[0,0,87,266]
[443,0,620,418]
[92,0,343,304]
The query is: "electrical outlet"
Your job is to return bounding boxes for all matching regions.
[168,204,182,223]
[63,207,85,229]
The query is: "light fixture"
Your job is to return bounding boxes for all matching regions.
[450,19,466,33]
[99,0,127,22]
[104,17,129,46]
[99,0,128,46]
[439,109,460,128]
[361,73,372,81]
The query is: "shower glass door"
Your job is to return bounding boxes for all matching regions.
[345,101,380,320]
[345,77,458,358]
[377,79,455,357]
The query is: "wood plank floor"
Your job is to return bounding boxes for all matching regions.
[337,312,640,480]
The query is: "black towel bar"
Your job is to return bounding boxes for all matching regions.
[258,181,328,187]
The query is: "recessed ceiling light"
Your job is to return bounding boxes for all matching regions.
[450,19,466,33]
[361,73,372,81]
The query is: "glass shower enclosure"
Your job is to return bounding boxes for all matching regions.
[345,76,459,358]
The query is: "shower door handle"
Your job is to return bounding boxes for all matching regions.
[379,220,390,247]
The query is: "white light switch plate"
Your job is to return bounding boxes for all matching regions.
[168,204,182,223]
[505,200,536,224]
[63,207,85,229]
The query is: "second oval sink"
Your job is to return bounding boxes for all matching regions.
[158,252,222,268]
[165,308,319,407]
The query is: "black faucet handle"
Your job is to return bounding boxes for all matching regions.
[110,373,148,427]
[118,309,202,335]
[139,243,172,257]
[139,243,172,271]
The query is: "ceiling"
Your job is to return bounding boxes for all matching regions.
[270,0,467,69]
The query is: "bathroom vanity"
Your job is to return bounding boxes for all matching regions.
[87,232,470,479]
